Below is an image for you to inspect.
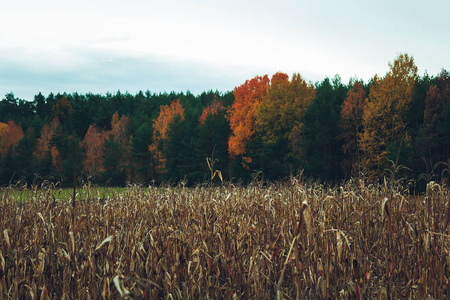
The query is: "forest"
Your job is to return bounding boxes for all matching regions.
[0,53,449,188]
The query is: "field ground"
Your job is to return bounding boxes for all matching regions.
[1,185,131,203]
[0,180,449,299]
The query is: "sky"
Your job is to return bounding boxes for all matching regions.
[1,0,449,101]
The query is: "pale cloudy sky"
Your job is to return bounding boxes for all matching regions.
[1,0,449,100]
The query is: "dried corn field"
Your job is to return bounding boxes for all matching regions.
[0,180,449,299]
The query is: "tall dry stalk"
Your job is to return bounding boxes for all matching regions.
[0,181,448,298]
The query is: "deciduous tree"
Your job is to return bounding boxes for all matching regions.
[34,119,60,161]
[149,100,185,174]
[82,124,105,181]
[199,99,226,126]
[256,73,316,144]
[360,54,417,180]
[228,75,269,163]
[51,146,63,175]
[0,122,8,155]
[2,120,24,156]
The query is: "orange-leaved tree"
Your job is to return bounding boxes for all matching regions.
[360,54,417,180]
[228,75,270,163]
[110,111,130,142]
[149,99,185,173]
[199,99,226,126]
[51,145,63,174]
[1,120,24,157]
[34,118,60,161]
[82,124,106,180]
[339,81,366,176]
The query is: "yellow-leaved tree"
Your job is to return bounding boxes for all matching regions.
[256,72,316,144]
[228,73,315,168]
[360,53,417,180]
[0,122,8,155]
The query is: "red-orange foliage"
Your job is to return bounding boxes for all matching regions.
[199,100,226,125]
[1,120,24,156]
[51,146,63,174]
[149,100,185,173]
[153,100,185,142]
[110,112,131,142]
[228,75,270,161]
[34,119,60,161]
[270,72,289,86]
[82,125,106,179]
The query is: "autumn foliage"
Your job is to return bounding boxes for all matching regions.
[82,125,106,180]
[228,72,315,167]
[228,75,269,161]
[34,118,60,161]
[199,99,226,125]
[0,122,9,155]
[360,54,417,179]
[256,72,315,144]
[51,145,63,174]
[149,99,185,173]
[0,120,24,156]
[1,52,450,185]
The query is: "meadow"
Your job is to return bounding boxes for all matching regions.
[0,179,449,299]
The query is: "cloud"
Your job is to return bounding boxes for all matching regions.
[0,49,247,100]
[1,0,449,101]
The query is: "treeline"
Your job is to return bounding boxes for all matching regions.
[0,53,449,187]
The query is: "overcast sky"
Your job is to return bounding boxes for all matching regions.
[1,0,449,100]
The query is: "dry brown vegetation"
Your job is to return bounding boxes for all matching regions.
[0,179,449,299]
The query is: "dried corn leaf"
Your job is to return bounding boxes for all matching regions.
[381,197,390,221]
[58,247,71,261]
[336,231,343,261]
[24,284,34,299]
[38,212,46,225]
[69,231,75,253]
[102,277,110,299]
[445,204,450,228]
[95,236,113,251]
[3,229,11,250]
[34,251,45,278]
[113,275,130,297]
[75,215,87,234]
[302,200,312,236]
[0,252,4,273]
